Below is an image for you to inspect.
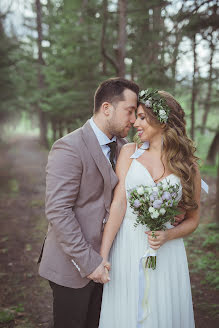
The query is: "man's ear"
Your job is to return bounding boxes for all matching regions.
[101,102,112,116]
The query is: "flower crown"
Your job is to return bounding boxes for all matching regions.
[138,88,170,123]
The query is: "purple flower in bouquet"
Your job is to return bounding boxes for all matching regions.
[162,191,171,201]
[153,199,163,209]
[134,199,141,208]
[152,191,158,199]
[150,195,155,202]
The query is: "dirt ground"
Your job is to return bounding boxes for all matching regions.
[0,136,218,328]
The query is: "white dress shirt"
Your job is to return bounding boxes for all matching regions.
[89,117,117,165]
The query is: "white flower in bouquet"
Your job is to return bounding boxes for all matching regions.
[137,186,144,195]
[149,207,155,214]
[160,208,166,215]
[147,187,153,193]
[151,210,159,219]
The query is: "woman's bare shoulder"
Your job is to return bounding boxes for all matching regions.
[120,142,136,157]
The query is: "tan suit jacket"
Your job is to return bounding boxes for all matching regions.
[39,120,126,288]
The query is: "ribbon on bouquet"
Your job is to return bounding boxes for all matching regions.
[137,247,157,327]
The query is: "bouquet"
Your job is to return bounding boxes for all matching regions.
[128,180,180,269]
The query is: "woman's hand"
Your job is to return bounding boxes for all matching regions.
[145,230,169,250]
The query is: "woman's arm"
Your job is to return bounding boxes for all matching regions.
[147,167,201,249]
[100,144,135,261]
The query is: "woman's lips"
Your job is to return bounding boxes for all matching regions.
[137,130,143,137]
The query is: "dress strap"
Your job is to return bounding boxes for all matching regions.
[130,141,150,159]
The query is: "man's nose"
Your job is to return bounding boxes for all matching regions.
[130,112,136,124]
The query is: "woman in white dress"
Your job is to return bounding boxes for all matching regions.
[99,90,201,328]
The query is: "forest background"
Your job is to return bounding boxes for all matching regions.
[0,0,218,327]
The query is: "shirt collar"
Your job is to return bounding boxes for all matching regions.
[90,117,117,146]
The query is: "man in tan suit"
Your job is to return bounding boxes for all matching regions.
[38,77,139,328]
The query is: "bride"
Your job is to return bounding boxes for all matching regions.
[98,90,200,328]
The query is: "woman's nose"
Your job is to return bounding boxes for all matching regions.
[130,111,136,124]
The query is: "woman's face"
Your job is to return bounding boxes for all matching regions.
[133,104,163,142]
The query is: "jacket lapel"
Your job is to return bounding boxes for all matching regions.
[81,120,118,212]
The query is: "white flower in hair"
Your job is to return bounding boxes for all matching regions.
[145,100,152,108]
[159,109,168,122]
[139,90,146,97]
[138,88,170,123]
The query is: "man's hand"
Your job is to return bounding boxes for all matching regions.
[87,260,111,284]
[173,207,186,226]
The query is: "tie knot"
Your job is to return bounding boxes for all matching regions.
[107,141,117,151]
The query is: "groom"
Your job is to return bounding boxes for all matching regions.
[38,77,139,328]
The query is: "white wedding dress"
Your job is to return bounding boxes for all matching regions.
[99,159,195,328]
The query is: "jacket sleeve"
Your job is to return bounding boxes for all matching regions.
[45,138,103,278]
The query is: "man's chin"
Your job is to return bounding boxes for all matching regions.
[118,132,128,138]
[120,128,131,138]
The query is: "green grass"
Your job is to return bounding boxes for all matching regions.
[0,309,14,323]
[186,223,219,290]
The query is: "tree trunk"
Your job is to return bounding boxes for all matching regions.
[201,34,215,134]
[67,126,72,133]
[36,0,48,148]
[216,162,219,223]
[171,30,181,90]
[58,121,63,139]
[206,131,219,165]
[117,0,127,77]
[190,34,198,140]
[51,119,57,142]
[101,0,118,74]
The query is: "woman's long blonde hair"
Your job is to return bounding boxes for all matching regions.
[143,90,199,210]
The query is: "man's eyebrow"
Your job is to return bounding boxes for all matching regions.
[126,106,136,110]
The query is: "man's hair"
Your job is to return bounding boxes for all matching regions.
[94,77,139,113]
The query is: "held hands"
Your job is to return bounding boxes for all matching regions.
[145,230,169,250]
[87,259,111,284]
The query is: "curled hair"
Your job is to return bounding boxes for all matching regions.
[142,91,199,210]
